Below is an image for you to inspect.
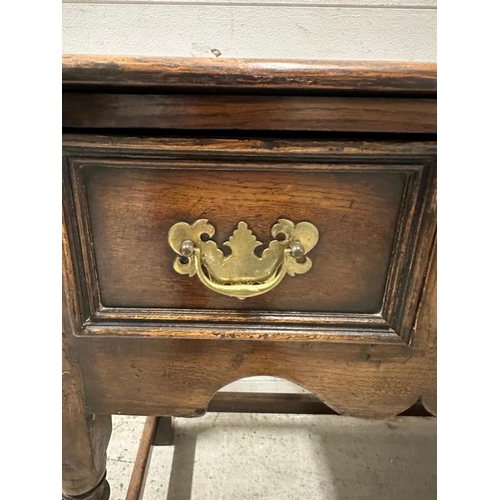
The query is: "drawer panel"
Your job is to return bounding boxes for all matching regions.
[63,136,436,343]
[86,165,403,313]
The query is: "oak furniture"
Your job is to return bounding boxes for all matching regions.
[62,56,436,500]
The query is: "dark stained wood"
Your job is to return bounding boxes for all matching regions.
[62,56,437,496]
[62,56,437,95]
[63,210,112,499]
[153,416,175,446]
[383,155,436,343]
[416,239,437,416]
[76,334,432,419]
[83,163,405,313]
[84,323,400,345]
[62,93,436,134]
[63,134,437,156]
[62,477,110,500]
[126,417,159,500]
[63,136,436,345]
[205,392,432,416]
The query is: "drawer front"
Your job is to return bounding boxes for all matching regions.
[63,136,436,345]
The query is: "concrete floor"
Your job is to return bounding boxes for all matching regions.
[106,412,436,500]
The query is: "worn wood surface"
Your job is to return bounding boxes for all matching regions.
[63,93,436,134]
[62,56,436,95]
[63,134,436,156]
[62,477,110,500]
[62,58,436,134]
[64,135,436,345]
[416,239,437,416]
[62,56,437,495]
[63,212,112,498]
[84,162,405,312]
[63,135,436,419]
[77,334,432,418]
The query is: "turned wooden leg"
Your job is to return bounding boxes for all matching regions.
[63,215,113,499]
[62,335,112,498]
[63,296,112,498]
[63,332,112,499]
[62,475,110,500]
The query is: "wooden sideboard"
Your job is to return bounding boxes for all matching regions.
[62,56,436,500]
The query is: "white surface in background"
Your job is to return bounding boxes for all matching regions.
[63,0,436,5]
[107,413,437,499]
[220,376,310,393]
[63,1,436,61]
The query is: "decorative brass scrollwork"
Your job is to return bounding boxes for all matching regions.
[168,219,319,299]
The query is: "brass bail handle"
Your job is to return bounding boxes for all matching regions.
[168,219,319,300]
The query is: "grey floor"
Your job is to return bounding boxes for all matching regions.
[106,379,436,500]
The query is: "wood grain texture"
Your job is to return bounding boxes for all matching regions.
[62,93,436,134]
[63,212,112,498]
[77,334,432,418]
[62,57,437,495]
[416,238,436,415]
[84,165,405,313]
[62,56,436,95]
[63,134,437,156]
[63,135,435,419]
[63,136,435,345]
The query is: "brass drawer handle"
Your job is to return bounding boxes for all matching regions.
[168,219,319,300]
